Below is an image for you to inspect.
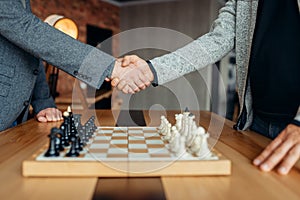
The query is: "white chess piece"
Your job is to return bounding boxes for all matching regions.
[189,134,201,155]
[162,123,172,141]
[179,112,188,135]
[169,126,178,145]
[197,126,206,135]
[162,122,171,136]
[176,136,187,156]
[159,118,169,135]
[185,114,195,143]
[175,114,183,131]
[170,130,181,153]
[182,113,189,137]
[196,132,212,158]
[158,116,167,133]
[186,123,197,147]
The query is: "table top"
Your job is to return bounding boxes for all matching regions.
[0,110,300,200]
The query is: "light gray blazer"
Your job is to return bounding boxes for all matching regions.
[0,0,114,131]
[151,0,300,130]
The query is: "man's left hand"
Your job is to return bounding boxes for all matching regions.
[253,124,300,174]
[36,108,63,122]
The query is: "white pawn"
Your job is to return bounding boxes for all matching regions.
[175,114,183,131]
[158,116,166,133]
[162,122,171,136]
[159,118,169,135]
[176,136,187,156]
[186,123,197,147]
[169,130,180,153]
[189,134,201,155]
[197,126,206,135]
[162,123,172,141]
[169,126,178,146]
[196,133,212,158]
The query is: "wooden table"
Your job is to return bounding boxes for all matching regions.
[0,110,300,200]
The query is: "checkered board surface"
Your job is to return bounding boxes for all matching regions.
[23,126,231,177]
[36,127,218,162]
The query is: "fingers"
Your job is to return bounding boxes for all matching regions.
[111,67,150,92]
[36,108,63,123]
[111,55,152,93]
[258,139,293,172]
[122,55,139,67]
[253,134,285,166]
[117,79,138,94]
[37,115,47,123]
[111,77,120,87]
[277,144,300,174]
[253,124,300,175]
[138,70,151,88]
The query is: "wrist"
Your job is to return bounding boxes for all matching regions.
[106,60,116,79]
[146,60,158,87]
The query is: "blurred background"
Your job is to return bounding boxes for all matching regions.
[34,0,238,121]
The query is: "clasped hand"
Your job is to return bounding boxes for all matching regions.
[107,55,154,94]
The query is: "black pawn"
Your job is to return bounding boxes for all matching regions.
[66,136,79,157]
[75,136,83,152]
[44,128,60,157]
[55,128,65,152]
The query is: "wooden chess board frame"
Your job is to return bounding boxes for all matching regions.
[22,127,231,177]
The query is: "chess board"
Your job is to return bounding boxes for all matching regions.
[22,127,231,177]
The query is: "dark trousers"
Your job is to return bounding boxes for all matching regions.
[250,114,288,139]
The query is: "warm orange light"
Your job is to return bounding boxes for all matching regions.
[44,15,79,39]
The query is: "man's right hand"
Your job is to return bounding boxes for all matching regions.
[107,55,154,94]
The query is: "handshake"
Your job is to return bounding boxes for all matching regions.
[106,55,155,94]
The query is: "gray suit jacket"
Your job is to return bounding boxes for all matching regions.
[151,0,300,130]
[0,0,115,131]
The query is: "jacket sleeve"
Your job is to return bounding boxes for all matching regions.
[0,0,115,89]
[150,0,236,85]
[31,61,56,114]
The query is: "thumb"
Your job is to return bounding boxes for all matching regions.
[36,110,47,122]
[122,55,138,67]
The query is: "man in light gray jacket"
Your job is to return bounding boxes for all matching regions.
[112,0,300,174]
[0,0,153,131]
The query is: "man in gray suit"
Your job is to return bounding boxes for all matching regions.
[112,0,300,174]
[0,0,153,131]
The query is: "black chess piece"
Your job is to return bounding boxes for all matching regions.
[188,112,194,117]
[44,128,60,157]
[54,128,65,152]
[73,114,82,129]
[69,115,77,139]
[79,128,87,146]
[61,112,70,146]
[184,107,190,113]
[90,116,97,131]
[66,136,80,157]
[75,136,83,152]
